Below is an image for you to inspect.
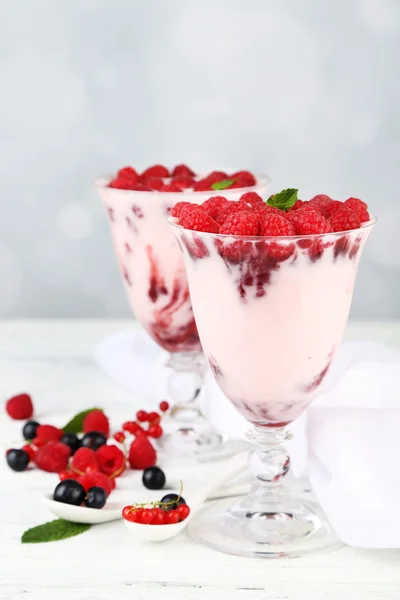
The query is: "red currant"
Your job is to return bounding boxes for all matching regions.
[148,424,163,439]
[22,444,35,462]
[135,426,146,436]
[177,504,190,521]
[85,464,99,474]
[166,510,180,524]
[136,410,148,422]
[152,507,165,525]
[113,431,125,443]
[122,506,134,521]
[147,411,160,423]
[122,421,135,432]
[159,401,170,412]
[140,508,154,525]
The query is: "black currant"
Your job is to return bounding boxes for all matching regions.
[85,486,107,509]
[6,449,30,472]
[81,431,107,451]
[160,493,186,511]
[60,433,81,455]
[22,420,39,441]
[53,480,86,506]
[142,466,166,491]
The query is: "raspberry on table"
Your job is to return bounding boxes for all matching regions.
[35,441,71,473]
[258,213,296,236]
[344,198,370,222]
[141,165,170,179]
[36,424,63,442]
[5,393,33,420]
[171,164,195,178]
[128,435,157,470]
[329,206,361,232]
[96,444,125,477]
[71,447,99,474]
[180,207,220,233]
[290,210,333,235]
[78,471,113,496]
[83,410,110,437]
[201,196,229,220]
[220,211,259,236]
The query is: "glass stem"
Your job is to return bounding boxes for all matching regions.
[166,351,207,421]
[246,426,292,506]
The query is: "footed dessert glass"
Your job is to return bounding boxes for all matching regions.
[171,218,375,555]
[96,175,270,457]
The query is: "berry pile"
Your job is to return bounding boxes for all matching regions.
[171,190,371,236]
[107,164,257,193]
[122,490,190,525]
[53,480,107,509]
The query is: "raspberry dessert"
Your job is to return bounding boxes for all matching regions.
[95,165,270,458]
[169,187,375,557]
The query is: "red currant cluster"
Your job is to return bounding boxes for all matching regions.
[123,489,190,525]
[118,401,170,441]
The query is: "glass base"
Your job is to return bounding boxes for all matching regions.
[189,495,341,558]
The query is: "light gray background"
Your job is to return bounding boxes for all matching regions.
[0,0,399,318]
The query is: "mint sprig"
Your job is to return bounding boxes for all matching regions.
[62,408,102,434]
[22,519,91,544]
[267,188,298,211]
[211,179,235,191]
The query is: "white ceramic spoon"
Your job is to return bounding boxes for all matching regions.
[42,495,124,525]
[124,452,248,542]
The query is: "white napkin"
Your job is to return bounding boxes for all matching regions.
[95,328,400,548]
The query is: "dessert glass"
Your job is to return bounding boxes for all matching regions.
[170,217,375,555]
[96,174,270,457]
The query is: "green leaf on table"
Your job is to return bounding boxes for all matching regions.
[267,188,298,211]
[22,519,91,544]
[62,408,102,434]
[211,178,235,190]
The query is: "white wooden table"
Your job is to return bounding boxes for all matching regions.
[0,319,399,600]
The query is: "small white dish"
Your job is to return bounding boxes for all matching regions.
[42,494,124,524]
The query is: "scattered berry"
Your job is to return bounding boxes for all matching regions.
[258,213,296,236]
[160,493,186,511]
[22,420,39,441]
[53,480,86,506]
[6,449,30,472]
[83,410,110,437]
[142,466,166,490]
[32,437,47,448]
[136,410,148,422]
[159,401,169,412]
[220,211,259,236]
[180,207,220,233]
[22,444,35,462]
[35,441,71,473]
[5,393,33,420]
[128,436,157,470]
[60,433,81,455]
[113,431,125,444]
[85,486,107,509]
[344,198,370,222]
[81,431,107,451]
[147,424,163,439]
[122,421,142,435]
[78,471,113,497]
[71,447,99,474]
[290,210,332,235]
[96,444,126,477]
[36,424,63,442]
[147,411,160,424]
[59,470,78,481]
[329,206,361,232]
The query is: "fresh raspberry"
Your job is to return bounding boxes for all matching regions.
[96,444,125,477]
[170,201,193,218]
[214,201,248,225]
[71,447,99,474]
[259,205,286,217]
[59,470,78,481]
[36,424,63,442]
[344,198,369,222]
[180,207,220,233]
[5,393,33,420]
[118,166,138,180]
[193,178,213,191]
[83,410,110,437]
[201,196,229,220]
[159,400,169,412]
[220,211,259,236]
[22,444,35,462]
[145,176,164,190]
[329,206,361,232]
[324,200,342,218]
[128,436,157,470]
[291,210,332,235]
[171,164,195,178]
[287,199,305,212]
[240,191,264,208]
[231,170,256,187]
[35,441,71,473]
[108,166,139,190]
[172,175,195,189]
[78,471,112,496]
[159,182,183,193]
[258,213,295,236]
[308,194,336,218]
[141,165,169,179]
[205,170,228,183]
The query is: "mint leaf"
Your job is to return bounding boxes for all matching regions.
[211,179,235,191]
[62,408,102,434]
[22,519,90,544]
[267,188,298,211]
